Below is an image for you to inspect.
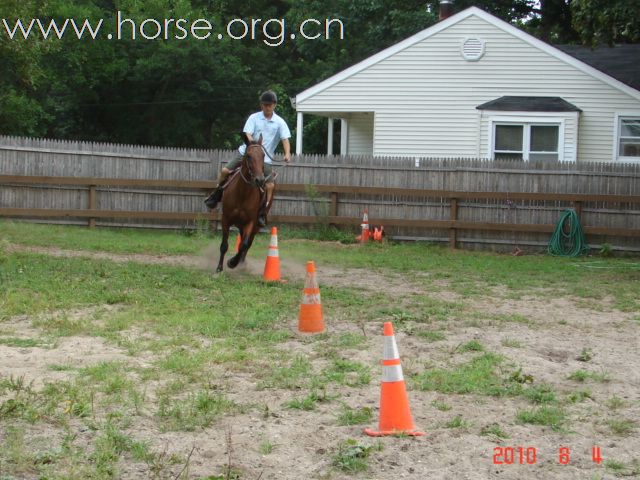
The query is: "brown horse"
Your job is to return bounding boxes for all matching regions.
[216,133,266,272]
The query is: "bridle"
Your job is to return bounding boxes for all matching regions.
[239,144,266,186]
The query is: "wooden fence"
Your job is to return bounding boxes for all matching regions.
[1,135,639,252]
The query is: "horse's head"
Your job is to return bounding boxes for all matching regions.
[241,132,266,188]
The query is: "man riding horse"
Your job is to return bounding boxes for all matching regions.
[205,90,291,227]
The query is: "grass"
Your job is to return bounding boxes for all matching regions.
[331,439,381,473]
[414,353,523,396]
[3,220,639,311]
[416,329,446,342]
[157,390,236,432]
[337,405,373,426]
[431,400,452,411]
[445,415,470,429]
[457,340,485,353]
[522,384,557,404]
[501,337,523,348]
[567,389,593,403]
[1,221,639,477]
[568,369,611,383]
[604,459,640,477]
[516,406,568,431]
[607,418,636,436]
[286,390,332,411]
[480,423,509,439]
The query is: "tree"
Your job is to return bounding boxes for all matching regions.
[571,0,640,46]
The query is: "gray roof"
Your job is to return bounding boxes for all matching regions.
[555,44,640,92]
[476,96,582,112]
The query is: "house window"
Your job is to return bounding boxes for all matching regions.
[494,123,559,161]
[618,117,640,159]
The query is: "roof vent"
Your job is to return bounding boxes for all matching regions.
[461,37,485,61]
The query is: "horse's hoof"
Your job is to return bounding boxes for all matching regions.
[216,267,223,273]
[227,257,239,269]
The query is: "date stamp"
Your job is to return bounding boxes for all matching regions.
[493,446,603,465]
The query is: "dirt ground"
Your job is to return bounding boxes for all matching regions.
[2,244,639,479]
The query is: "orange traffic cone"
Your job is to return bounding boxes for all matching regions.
[235,233,242,253]
[365,322,425,437]
[263,227,281,281]
[298,261,325,333]
[360,208,370,243]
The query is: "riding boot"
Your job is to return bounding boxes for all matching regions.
[257,201,269,228]
[204,170,229,209]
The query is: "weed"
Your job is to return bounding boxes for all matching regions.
[604,459,626,473]
[286,390,331,411]
[480,423,509,439]
[606,396,626,410]
[458,340,485,353]
[417,329,446,342]
[259,440,275,455]
[158,391,236,431]
[607,418,635,436]
[576,348,594,362]
[332,439,379,473]
[501,338,523,348]
[611,459,640,477]
[567,390,592,403]
[415,353,523,396]
[508,368,534,384]
[523,384,557,404]
[337,406,373,426]
[599,243,613,257]
[431,400,452,411]
[0,337,43,348]
[568,369,610,383]
[321,359,371,387]
[258,355,313,390]
[516,406,567,431]
[445,415,470,429]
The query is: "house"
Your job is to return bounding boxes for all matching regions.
[293,6,640,163]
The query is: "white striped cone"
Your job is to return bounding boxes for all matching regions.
[298,261,324,333]
[263,227,281,281]
[360,208,370,243]
[364,322,424,436]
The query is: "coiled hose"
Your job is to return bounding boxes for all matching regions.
[548,209,589,257]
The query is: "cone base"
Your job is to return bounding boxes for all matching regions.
[263,258,281,281]
[363,428,425,437]
[298,303,325,333]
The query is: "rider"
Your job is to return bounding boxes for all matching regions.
[205,90,291,227]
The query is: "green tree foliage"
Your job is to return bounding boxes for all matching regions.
[0,0,637,150]
[571,0,640,46]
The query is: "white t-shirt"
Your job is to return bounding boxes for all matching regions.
[238,111,291,163]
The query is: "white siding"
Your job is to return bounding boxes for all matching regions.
[347,113,374,155]
[296,14,640,162]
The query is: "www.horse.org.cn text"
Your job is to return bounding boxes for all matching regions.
[1,12,346,47]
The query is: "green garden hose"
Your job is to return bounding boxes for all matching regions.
[547,209,589,257]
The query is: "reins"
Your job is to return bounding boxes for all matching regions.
[239,144,287,185]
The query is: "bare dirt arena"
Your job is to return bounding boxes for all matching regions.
[2,244,639,479]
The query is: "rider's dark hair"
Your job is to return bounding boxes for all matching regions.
[260,90,278,104]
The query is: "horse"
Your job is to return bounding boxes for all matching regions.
[216,133,267,272]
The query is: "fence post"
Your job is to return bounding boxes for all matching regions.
[572,200,583,220]
[88,185,97,228]
[330,192,339,222]
[449,197,458,249]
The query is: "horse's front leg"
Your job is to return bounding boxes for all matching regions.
[228,223,255,269]
[217,225,230,273]
[239,225,259,263]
